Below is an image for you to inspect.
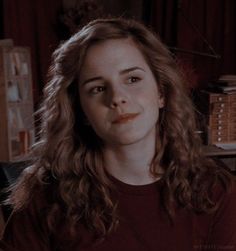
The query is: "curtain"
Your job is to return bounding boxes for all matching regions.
[3,0,63,104]
[149,0,178,46]
[3,0,236,94]
[150,0,236,88]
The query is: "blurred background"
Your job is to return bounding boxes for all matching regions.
[0,0,236,234]
[0,0,235,104]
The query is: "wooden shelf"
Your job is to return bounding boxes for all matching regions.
[203,145,236,157]
[0,40,35,162]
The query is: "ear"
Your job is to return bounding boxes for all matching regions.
[158,95,165,108]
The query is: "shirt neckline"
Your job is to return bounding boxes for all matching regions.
[108,174,163,195]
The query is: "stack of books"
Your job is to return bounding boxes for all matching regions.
[207,75,236,93]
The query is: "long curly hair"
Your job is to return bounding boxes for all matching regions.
[7,18,233,238]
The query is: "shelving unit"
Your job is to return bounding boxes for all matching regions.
[203,145,236,171]
[0,40,35,162]
[194,90,236,145]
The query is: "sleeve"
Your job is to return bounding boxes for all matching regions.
[207,181,236,251]
[0,194,51,251]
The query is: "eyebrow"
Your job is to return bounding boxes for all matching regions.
[120,66,145,74]
[81,66,145,86]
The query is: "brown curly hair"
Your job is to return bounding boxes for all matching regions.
[7,17,233,238]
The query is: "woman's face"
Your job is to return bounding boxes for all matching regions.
[78,38,164,147]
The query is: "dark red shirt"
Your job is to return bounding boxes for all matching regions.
[1,177,236,251]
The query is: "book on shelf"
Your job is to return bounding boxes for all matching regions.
[9,51,28,76]
[0,39,14,47]
[0,40,35,161]
[206,85,236,94]
[211,80,236,86]
[207,74,236,94]
[8,107,24,137]
[218,74,236,81]
[19,130,30,155]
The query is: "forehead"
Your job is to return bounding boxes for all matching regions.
[80,38,148,71]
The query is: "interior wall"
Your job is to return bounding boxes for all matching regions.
[62,0,143,20]
[0,0,3,38]
[176,0,236,87]
[2,0,236,101]
[150,0,236,88]
[3,0,64,104]
[2,0,145,103]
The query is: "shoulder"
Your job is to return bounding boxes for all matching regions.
[212,178,236,221]
[2,182,54,238]
[201,166,236,221]
[0,182,56,251]
[192,178,236,249]
[207,165,236,210]
[18,180,56,214]
[198,159,236,211]
[206,178,236,248]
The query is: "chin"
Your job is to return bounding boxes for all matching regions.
[108,130,152,146]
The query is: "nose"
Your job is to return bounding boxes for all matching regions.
[111,98,126,108]
[108,85,128,109]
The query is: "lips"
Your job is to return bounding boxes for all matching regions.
[112,113,139,124]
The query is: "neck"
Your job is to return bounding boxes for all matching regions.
[103,134,160,185]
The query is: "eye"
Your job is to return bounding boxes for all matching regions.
[90,86,106,94]
[127,76,141,84]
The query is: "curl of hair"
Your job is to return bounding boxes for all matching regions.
[7,17,234,238]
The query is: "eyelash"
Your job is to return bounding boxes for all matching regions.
[88,76,141,94]
[89,86,106,94]
[127,76,141,84]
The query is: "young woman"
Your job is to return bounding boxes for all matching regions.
[0,18,235,251]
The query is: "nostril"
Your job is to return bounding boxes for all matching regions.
[111,99,126,108]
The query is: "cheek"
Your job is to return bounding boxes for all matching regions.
[141,85,160,107]
[149,85,163,110]
[142,90,161,122]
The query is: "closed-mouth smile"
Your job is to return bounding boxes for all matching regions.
[112,113,139,124]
